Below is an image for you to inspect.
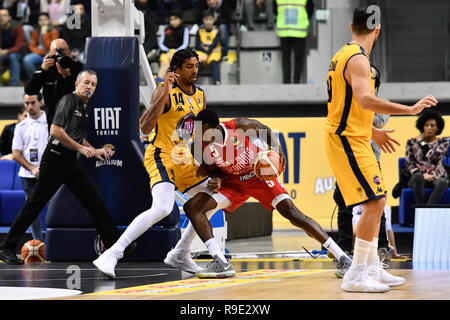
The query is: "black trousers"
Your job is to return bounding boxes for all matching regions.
[407,171,448,204]
[333,184,388,252]
[1,144,121,252]
[280,37,306,84]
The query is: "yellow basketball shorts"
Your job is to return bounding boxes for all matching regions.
[196,50,222,65]
[159,49,176,63]
[325,131,386,207]
[144,144,207,193]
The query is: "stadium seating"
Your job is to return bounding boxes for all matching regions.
[397,148,450,226]
[0,160,47,227]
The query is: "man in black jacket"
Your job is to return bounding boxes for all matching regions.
[0,70,130,265]
[24,38,83,130]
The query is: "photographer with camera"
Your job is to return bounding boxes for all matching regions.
[0,70,136,265]
[24,38,83,130]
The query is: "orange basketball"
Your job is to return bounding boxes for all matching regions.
[254,149,285,181]
[21,239,46,263]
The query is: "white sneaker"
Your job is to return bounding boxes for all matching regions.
[93,248,122,279]
[341,264,390,293]
[164,249,201,274]
[368,263,406,287]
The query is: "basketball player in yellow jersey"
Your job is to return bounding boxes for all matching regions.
[325,7,437,292]
[93,49,214,278]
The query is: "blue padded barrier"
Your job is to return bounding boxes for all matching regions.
[44,37,180,261]
[0,160,16,190]
[45,227,181,261]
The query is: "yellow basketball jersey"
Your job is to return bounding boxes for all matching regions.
[198,27,221,51]
[148,83,205,157]
[325,43,375,139]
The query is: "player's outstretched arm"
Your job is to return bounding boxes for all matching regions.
[234,118,286,163]
[347,55,437,115]
[139,72,178,134]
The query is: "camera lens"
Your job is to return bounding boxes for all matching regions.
[58,55,72,69]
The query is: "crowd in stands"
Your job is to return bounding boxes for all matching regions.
[1,0,312,86]
[0,0,91,86]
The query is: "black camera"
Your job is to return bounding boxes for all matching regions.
[48,47,73,69]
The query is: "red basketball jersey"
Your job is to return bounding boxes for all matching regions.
[203,119,264,184]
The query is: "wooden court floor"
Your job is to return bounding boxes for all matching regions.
[62,260,450,300]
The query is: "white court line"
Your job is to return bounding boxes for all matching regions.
[0,273,169,282]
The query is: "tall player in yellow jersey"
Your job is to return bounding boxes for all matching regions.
[325,7,437,292]
[94,49,215,278]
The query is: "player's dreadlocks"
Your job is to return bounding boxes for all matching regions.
[169,48,199,72]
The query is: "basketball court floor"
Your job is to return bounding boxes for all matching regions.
[0,230,449,302]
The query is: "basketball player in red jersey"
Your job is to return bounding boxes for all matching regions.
[164,109,353,278]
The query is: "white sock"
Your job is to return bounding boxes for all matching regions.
[367,237,380,266]
[350,237,372,269]
[175,222,196,251]
[174,208,218,252]
[205,238,227,264]
[322,237,348,261]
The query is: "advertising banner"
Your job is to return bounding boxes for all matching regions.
[237,116,450,230]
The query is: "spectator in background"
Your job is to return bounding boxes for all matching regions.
[23,12,59,77]
[0,106,27,159]
[275,0,313,84]
[11,93,48,241]
[196,9,221,84]
[135,0,158,62]
[60,1,90,63]
[0,8,26,86]
[24,38,83,128]
[243,0,274,31]
[151,0,200,30]
[157,10,189,81]
[40,0,70,28]
[196,0,232,61]
[406,110,450,205]
[9,0,41,41]
[70,0,89,19]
